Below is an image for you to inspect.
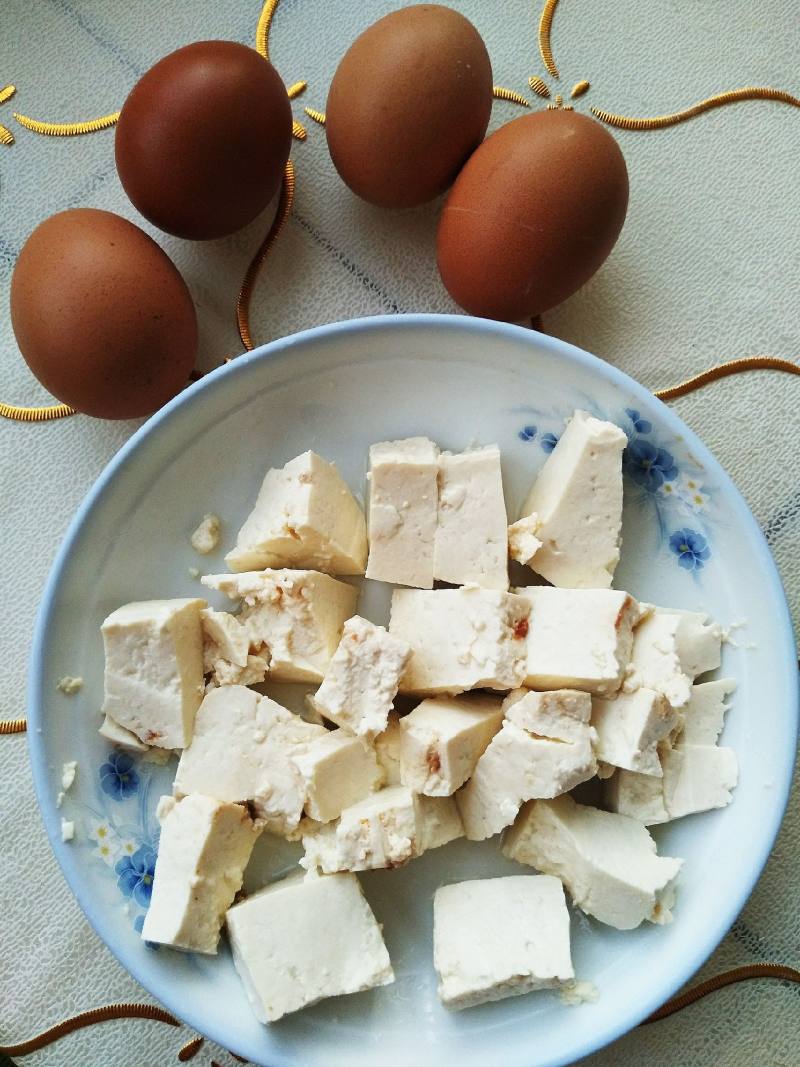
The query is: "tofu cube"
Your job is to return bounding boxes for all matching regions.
[226,872,394,1022]
[661,607,723,678]
[399,694,505,796]
[374,711,403,785]
[417,794,464,850]
[390,587,530,695]
[141,794,260,953]
[503,795,683,930]
[225,450,367,575]
[433,875,573,1010]
[101,598,206,749]
[628,607,723,709]
[433,445,509,590]
[514,587,640,696]
[98,714,148,753]
[602,766,670,825]
[457,689,597,841]
[507,514,543,566]
[201,607,268,688]
[301,786,424,873]
[679,679,736,745]
[174,686,327,837]
[202,569,358,683]
[365,437,440,588]
[517,410,626,589]
[291,729,384,823]
[591,688,679,776]
[311,615,411,737]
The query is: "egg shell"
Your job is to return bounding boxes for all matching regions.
[326,4,492,208]
[10,208,198,419]
[115,41,292,240]
[437,110,629,320]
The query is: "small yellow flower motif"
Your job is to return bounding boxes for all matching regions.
[120,839,137,856]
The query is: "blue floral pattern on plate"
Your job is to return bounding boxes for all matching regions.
[517,405,714,573]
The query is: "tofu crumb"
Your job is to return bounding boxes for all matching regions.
[56,676,83,695]
[56,791,65,808]
[61,760,77,791]
[559,980,599,1005]
[187,566,201,579]
[191,513,221,555]
[60,818,75,842]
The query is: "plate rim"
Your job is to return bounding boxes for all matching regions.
[27,312,799,1067]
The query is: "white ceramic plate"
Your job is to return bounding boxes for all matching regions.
[29,315,797,1067]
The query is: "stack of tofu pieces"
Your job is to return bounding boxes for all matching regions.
[97,411,737,1021]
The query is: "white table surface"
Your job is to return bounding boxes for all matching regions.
[1,2,798,1064]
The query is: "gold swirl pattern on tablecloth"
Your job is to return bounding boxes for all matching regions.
[592,86,800,131]
[653,356,800,400]
[643,963,800,1024]
[0,718,27,734]
[493,86,531,108]
[0,1002,179,1056]
[538,0,561,78]
[13,110,120,136]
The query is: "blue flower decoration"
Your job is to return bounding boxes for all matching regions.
[625,407,652,434]
[624,439,678,491]
[669,528,711,570]
[133,911,159,950]
[541,432,559,453]
[116,844,156,907]
[99,750,139,800]
[518,424,537,442]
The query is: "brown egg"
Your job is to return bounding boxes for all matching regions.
[115,41,292,239]
[437,110,629,320]
[10,208,198,419]
[326,5,492,208]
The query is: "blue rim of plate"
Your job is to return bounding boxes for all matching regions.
[27,313,799,1067]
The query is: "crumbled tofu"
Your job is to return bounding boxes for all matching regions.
[374,711,403,785]
[60,818,75,842]
[202,569,358,683]
[301,786,424,873]
[365,437,439,588]
[141,745,175,765]
[507,514,543,566]
[560,980,600,1006]
[174,686,326,836]
[61,760,77,791]
[628,607,723,709]
[56,791,65,808]
[101,598,206,749]
[399,694,504,796]
[226,451,367,575]
[514,587,640,696]
[591,688,679,776]
[188,566,200,579]
[503,795,683,930]
[56,676,83,695]
[417,794,464,850]
[291,729,384,822]
[190,512,221,555]
[311,615,410,737]
[433,445,508,590]
[141,794,260,954]
[433,875,573,1010]
[226,872,394,1022]
[679,679,736,745]
[517,410,626,589]
[457,689,597,841]
[201,607,269,688]
[390,587,530,696]
[604,743,738,824]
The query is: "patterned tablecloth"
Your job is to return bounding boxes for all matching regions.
[1,2,798,1064]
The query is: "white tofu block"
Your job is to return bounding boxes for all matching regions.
[399,694,504,796]
[433,875,573,1010]
[659,608,723,678]
[141,794,259,954]
[365,437,440,588]
[629,607,723,709]
[457,689,596,840]
[518,410,626,589]
[433,445,508,590]
[507,514,543,566]
[418,794,464,850]
[514,587,640,696]
[503,795,683,930]
[174,686,326,837]
[291,729,384,823]
[390,587,530,696]
[301,786,424,873]
[591,688,679,776]
[201,607,269,688]
[679,679,736,745]
[202,569,358,683]
[374,711,403,785]
[602,767,670,825]
[226,451,367,575]
[99,714,148,753]
[101,598,206,749]
[226,872,394,1023]
[311,615,410,738]
[661,744,738,819]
